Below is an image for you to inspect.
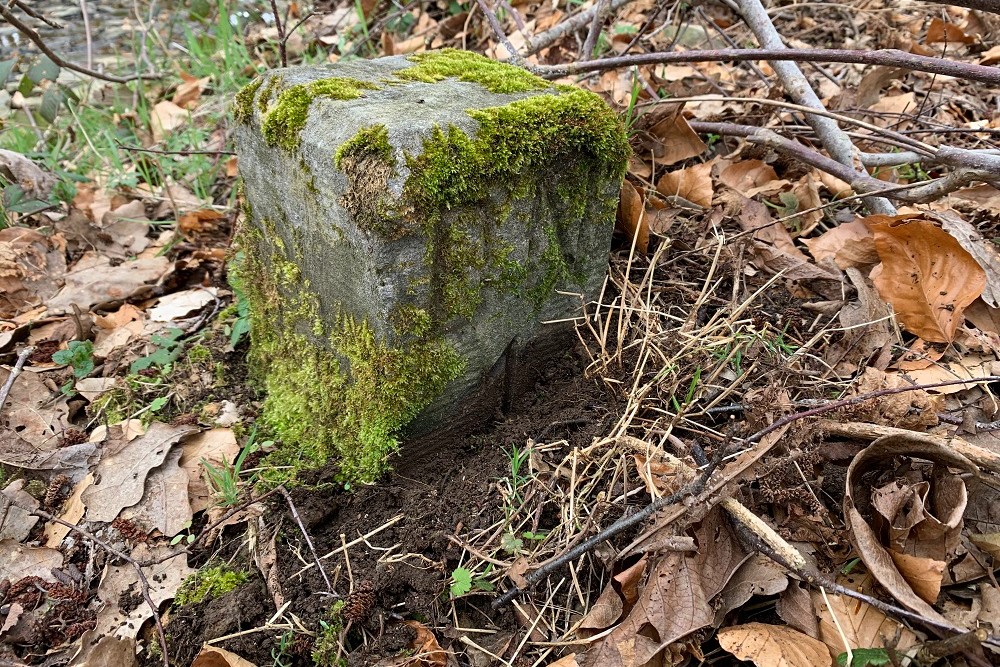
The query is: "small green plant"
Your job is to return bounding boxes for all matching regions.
[227,288,252,348]
[312,600,346,667]
[52,340,95,394]
[449,566,493,597]
[131,328,185,373]
[450,567,472,597]
[272,630,295,667]
[169,521,197,546]
[623,68,642,137]
[837,648,891,667]
[500,531,523,555]
[203,428,267,506]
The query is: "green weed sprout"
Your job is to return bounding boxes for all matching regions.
[203,435,261,507]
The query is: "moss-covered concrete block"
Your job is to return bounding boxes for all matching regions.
[233,50,628,483]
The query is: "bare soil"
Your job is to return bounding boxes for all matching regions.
[155,343,619,666]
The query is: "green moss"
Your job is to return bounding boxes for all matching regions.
[334,124,394,169]
[312,601,346,666]
[336,124,405,237]
[404,86,628,317]
[232,217,464,484]
[232,77,263,125]
[262,78,379,152]
[396,49,550,94]
[175,565,248,606]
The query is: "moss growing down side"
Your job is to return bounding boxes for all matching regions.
[403,86,628,319]
[261,77,379,151]
[233,216,464,484]
[334,123,394,168]
[232,76,263,125]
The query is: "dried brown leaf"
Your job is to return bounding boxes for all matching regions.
[717,623,830,667]
[655,162,712,208]
[617,181,648,254]
[864,214,985,342]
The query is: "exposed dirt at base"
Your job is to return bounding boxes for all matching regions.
[156,343,620,667]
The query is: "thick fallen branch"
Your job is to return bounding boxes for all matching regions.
[735,0,895,215]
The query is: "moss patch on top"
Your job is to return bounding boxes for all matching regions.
[261,77,379,151]
[232,76,263,125]
[396,49,551,94]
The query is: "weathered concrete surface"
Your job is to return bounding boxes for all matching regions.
[234,50,628,481]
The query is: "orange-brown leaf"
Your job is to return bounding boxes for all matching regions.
[717,623,831,667]
[864,214,985,342]
[616,181,649,254]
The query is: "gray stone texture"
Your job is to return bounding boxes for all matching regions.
[236,52,625,443]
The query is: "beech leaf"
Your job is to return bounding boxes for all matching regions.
[864,214,985,342]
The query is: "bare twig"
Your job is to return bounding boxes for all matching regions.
[0,347,34,412]
[519,0,636,56]
[474,0,527,67]
[78,0,93,71]
[580,0,609,61]
[532,47,1000,88]
[11,0,63,29]
[0,5,159,83]
[279,487,333,592]
[116,142,236,156]
[23,505,170,667]
[268,0,287,68]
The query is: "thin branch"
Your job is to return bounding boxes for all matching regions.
[533,47,1000,88]
[78,0,92,71]
[0,5,159,83]
[726,125,996,202]
[474,0,527,67]
[268,0,287,68]
[279,487,333,592]
[0,347,33,411]
[520,0,636,56]
[11,0,63,29]
[116,142,236,156]
[580,0,609,62]
[24,505,170,667]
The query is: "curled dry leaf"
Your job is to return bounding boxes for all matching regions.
[632,104,707,169]
[616,180,648,254]
[802,220,878,271]
[863,213,985,343]
[718,159,778,197]
[717,623,830,667]
[844,432,976,622]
